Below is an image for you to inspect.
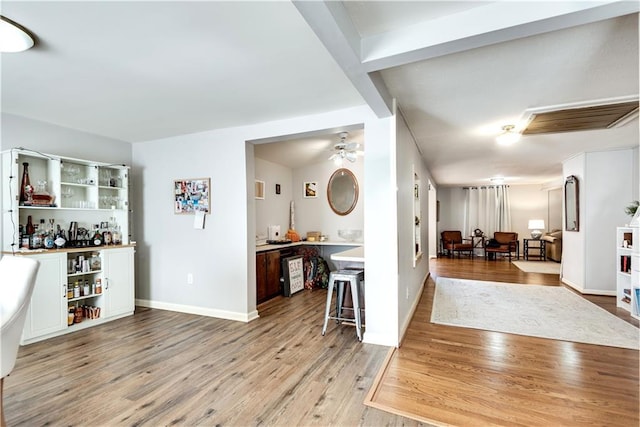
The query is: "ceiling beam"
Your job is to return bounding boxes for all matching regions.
[361,1,640,72]
[293,0,394,118]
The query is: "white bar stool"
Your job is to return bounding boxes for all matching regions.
[321,269,365,341]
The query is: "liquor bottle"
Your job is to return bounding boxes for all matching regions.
[54,225,67,248]
[44,219,55,249]
[19,162,33,205]
[111,216,122,245]
[92,224,103,246]
[25,215,35,235]
[102,227,112,245]
[25,216,35,248]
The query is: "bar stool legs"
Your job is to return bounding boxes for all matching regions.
[321,270,364,341]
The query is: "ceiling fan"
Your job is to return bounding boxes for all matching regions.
[328,132,360,164]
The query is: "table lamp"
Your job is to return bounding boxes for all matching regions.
[528,219,545,239]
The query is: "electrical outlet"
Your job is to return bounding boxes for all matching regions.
[187,273,194,285]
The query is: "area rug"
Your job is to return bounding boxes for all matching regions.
[431,277,639,350]
[512,260,560,274]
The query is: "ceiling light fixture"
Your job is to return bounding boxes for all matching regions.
[495,125,521,146]
[329,132,359,165]
[0,16,35,53]
[490,177,505,184]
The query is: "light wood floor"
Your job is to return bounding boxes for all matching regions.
[5,258,638,426]
[366,257,639,426]
[5,288,422,426]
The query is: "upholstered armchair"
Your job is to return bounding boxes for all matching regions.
[1,256,40,427]
[484,232,519,260]
[542,230,562,262]
[440,230,474,258]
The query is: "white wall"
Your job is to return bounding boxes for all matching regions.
[396,112,431,342]
[254,158,292,239]
[509,184,553,253]
[561,154,586,290]
[548,188,562,231]
[562,148,636,294]
[133,106,401,345]
[292,160,364,241]
[436,187,466,245]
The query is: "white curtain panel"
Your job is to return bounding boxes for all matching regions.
[463,185,512,237]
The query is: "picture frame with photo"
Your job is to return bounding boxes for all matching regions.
[174,178,210,214]
[303,181,318,198]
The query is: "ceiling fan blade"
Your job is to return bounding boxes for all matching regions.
[345,151,357,162]
[345,142,360,151]
[328,153,338,161]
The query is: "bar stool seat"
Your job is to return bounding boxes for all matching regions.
[321,269,365,341]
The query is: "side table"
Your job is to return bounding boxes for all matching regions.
[470,235,485,258]
[523,238,546,261]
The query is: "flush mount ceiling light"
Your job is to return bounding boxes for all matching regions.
[0,15,35,53]
[495,125,521,146]
[328,132,359,166]
[490,177,505,184]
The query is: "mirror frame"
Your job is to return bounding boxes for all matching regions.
[565,175,579,231]
[327,168,359,216]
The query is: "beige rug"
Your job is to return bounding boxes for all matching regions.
[512,260,560,274]
[432,277,639,350]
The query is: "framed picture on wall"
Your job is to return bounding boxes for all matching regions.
[174,178,210,214]
[255,180,265,200]
[303,181,317,198]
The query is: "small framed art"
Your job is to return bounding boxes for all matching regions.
[255,180,265,200]
[174,178,210,214]
[303,181,317,198]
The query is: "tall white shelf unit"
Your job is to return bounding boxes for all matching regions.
[1,148,135,344]
[616,226,639,320]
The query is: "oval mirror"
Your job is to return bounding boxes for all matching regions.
[327,168,358,216]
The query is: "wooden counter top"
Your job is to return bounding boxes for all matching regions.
[256,240,362,253]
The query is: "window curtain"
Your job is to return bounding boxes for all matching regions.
[463,185,512,237]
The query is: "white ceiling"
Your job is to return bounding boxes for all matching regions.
[2,1,638,187]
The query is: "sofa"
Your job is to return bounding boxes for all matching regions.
[542,230,562,262]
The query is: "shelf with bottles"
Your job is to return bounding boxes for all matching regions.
[17,154,59,208]
[67,301,102,326]
[3,148,131,253]
[66,277,103,303]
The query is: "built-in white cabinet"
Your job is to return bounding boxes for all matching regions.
[103,246,135,318]
[616,226,639,320]
[2,148,135,344]
[21,252,67,341]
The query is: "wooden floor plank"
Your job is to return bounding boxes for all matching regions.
[6,257,638,426]
[4,288,425,426]
[366,257,639,427]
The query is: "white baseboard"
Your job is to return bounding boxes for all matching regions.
[560,279,616,296]
[398,272,428,346]
[362,331,397,347]
[135,299,260,323]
